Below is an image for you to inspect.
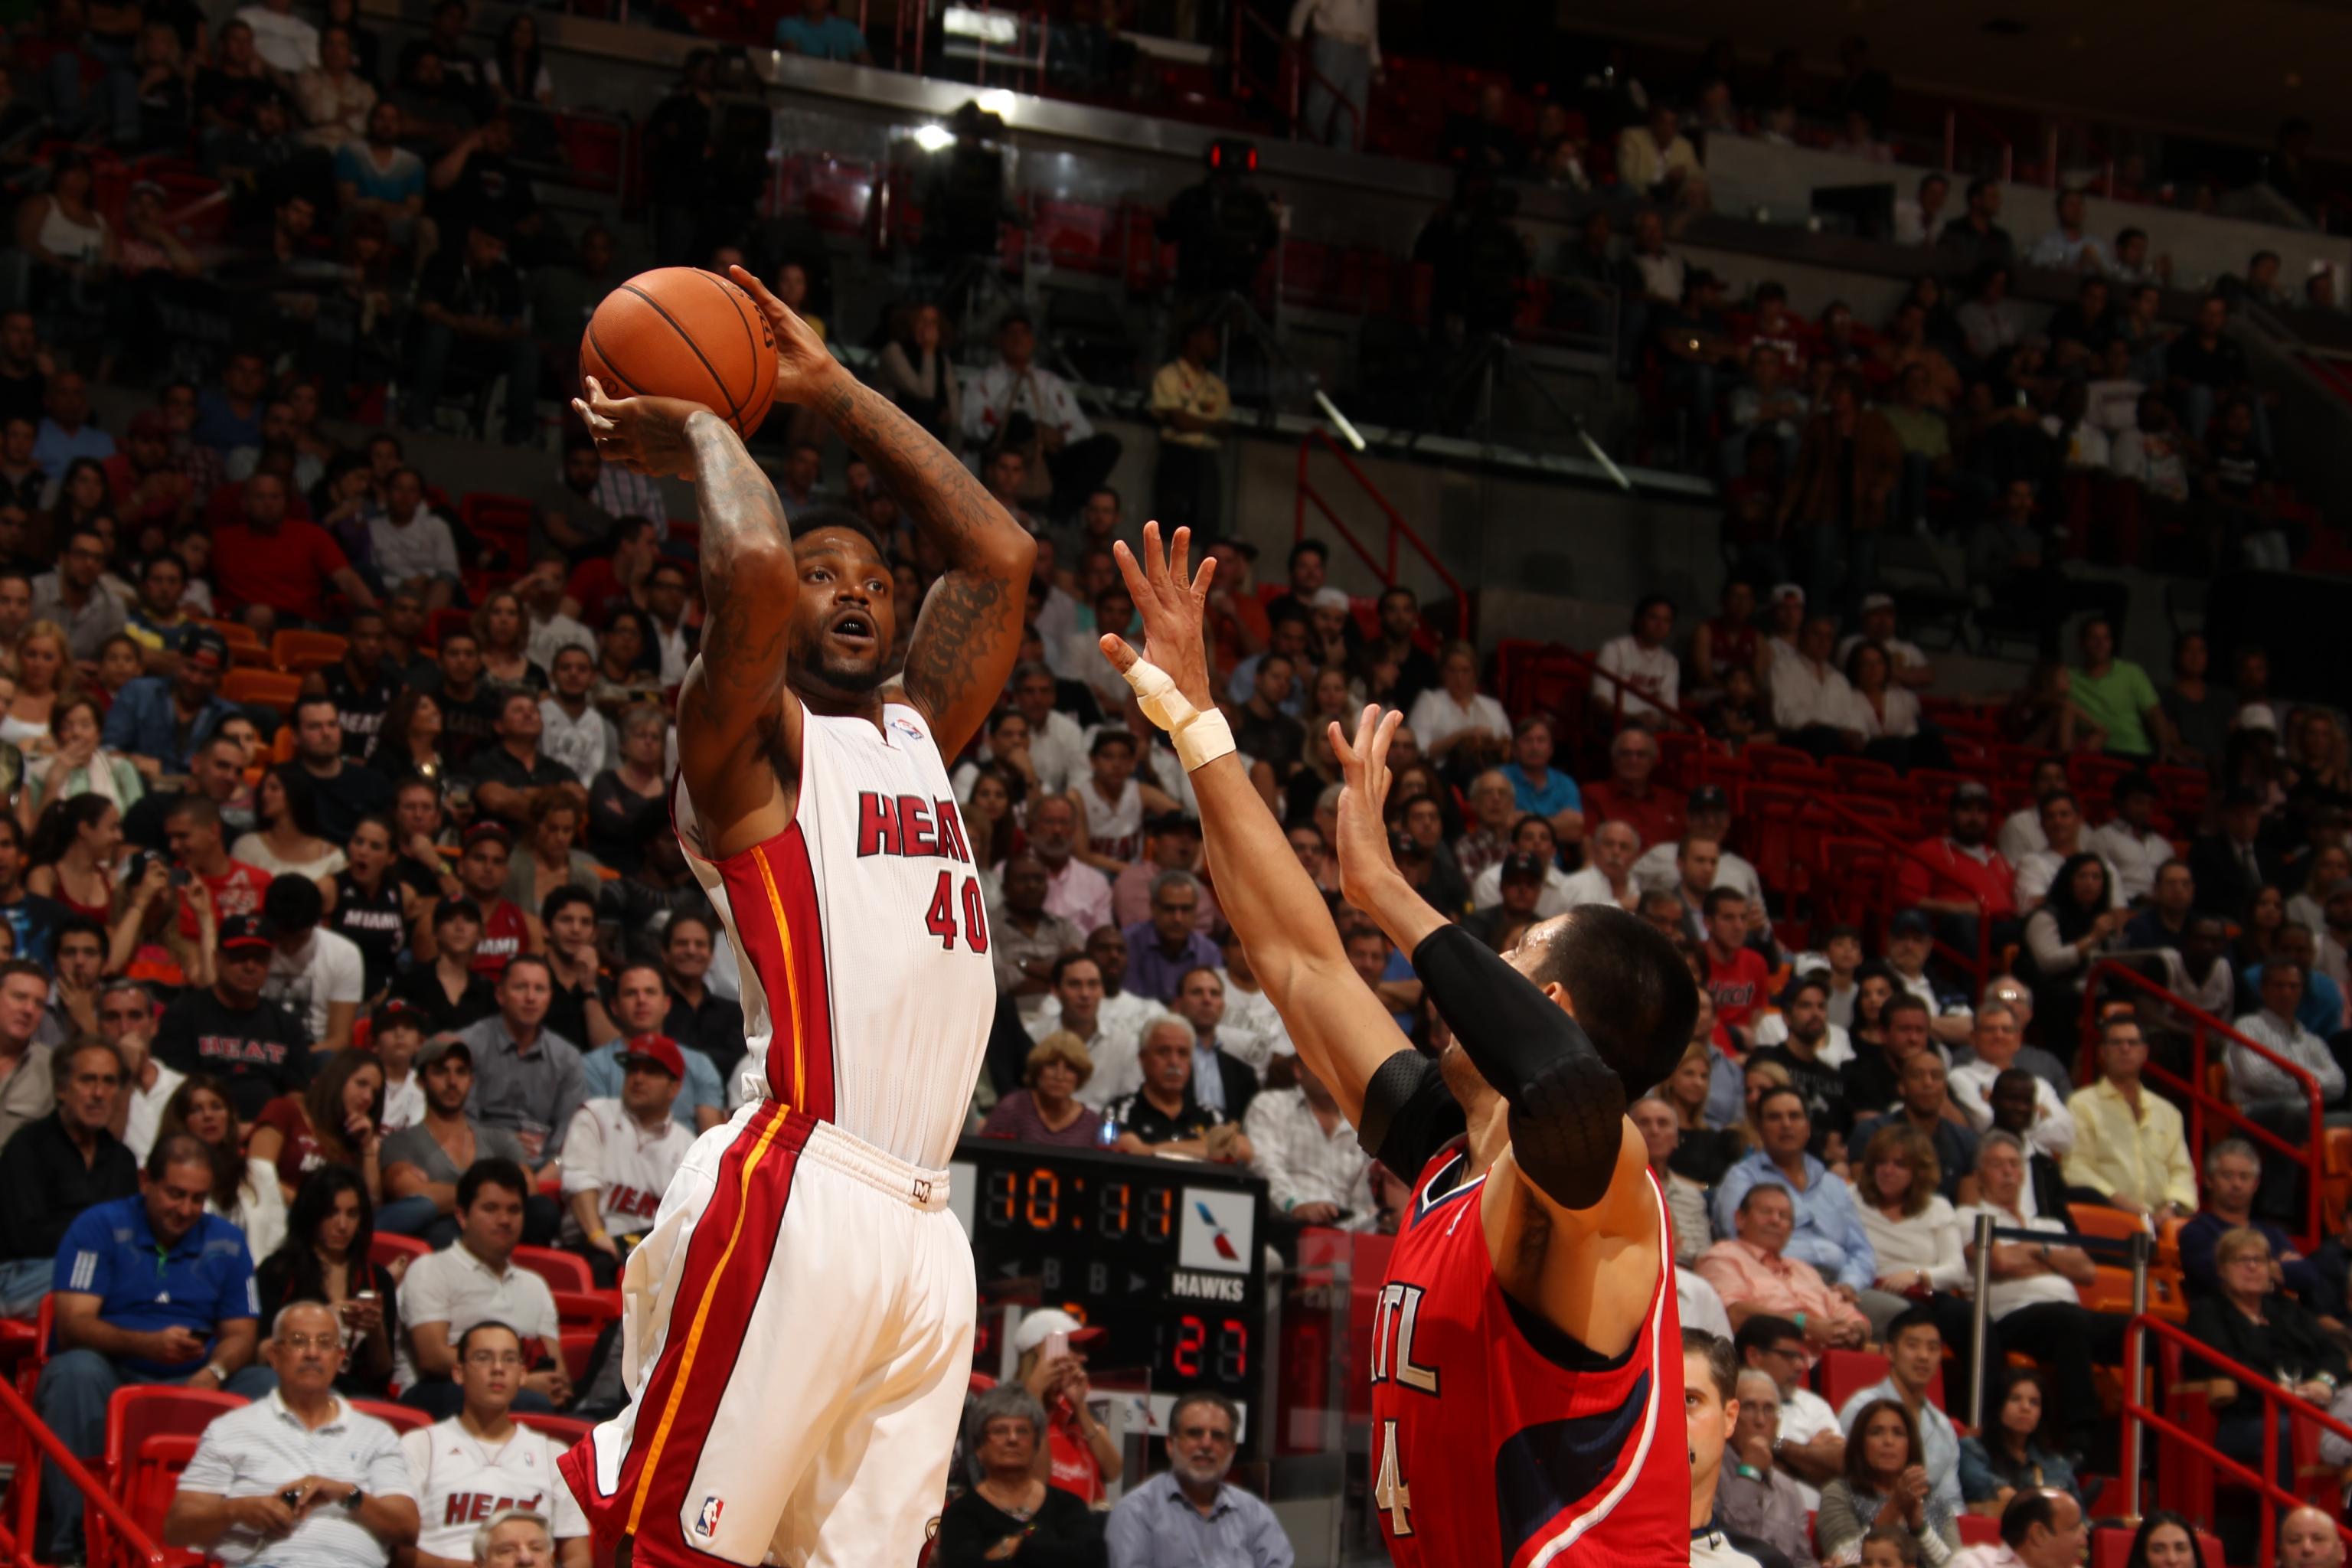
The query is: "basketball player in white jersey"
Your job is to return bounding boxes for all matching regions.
[406,1322,592,1568]
[557,266,1035,1568]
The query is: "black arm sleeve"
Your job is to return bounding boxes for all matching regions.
[1411,923,1628,1211]
[1357,1049,1465,1184]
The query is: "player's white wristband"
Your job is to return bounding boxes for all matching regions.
[1117,655,1235,773]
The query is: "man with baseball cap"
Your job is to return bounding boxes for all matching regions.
[1835,593,1935,689]
[1897,780,2019,945]
[557,1033,694,1285]
[1009,1308,1121,1505]
[152,913,315,1120]
[102,625,242,775]
[378,1037,534,1244]
[1464,851,1550,951]
[390,897,499,1034]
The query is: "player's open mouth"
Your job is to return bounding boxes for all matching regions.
[828,611,875,647]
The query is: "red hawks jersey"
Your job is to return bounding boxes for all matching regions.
[1369,1144,1688,1568]
[677,701,994,1170]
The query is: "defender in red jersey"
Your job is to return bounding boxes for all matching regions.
[1101,528,1700,1566]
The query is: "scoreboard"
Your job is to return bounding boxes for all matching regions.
[950,1140,1268,1405]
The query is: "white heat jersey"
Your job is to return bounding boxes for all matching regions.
[677,701,995,1170]
[1075,775,1142,862]
[557,1098,696,1243]
[402,1419,590,1557]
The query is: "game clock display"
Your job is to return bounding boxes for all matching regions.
[949,1141,1267,1402]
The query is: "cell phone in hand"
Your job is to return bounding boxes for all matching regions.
[1044,1330,1070,1364]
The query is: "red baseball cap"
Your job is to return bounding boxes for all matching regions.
[619,1034,685,1080]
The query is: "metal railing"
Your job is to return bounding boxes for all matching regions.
[2079,959,2327,1250]
[1964,1211,2147,1429]
[1,1361,171,1568]
[1292,430,1466,638]
[2120,1312,2352,1561]
[1805,792,1997,995]
[1230,8,1359,152]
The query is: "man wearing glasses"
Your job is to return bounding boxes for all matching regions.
[402,1321,590,1568]
[166,1301,420,1568]
[1105,1391,1289,1567]
[1730,1315,1845,1510]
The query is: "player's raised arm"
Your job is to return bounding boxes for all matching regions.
[730,265,1033,760]
[1098,524,1404,1126]
[574,379,800,854]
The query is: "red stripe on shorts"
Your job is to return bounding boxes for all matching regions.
[560,1102,810,1564]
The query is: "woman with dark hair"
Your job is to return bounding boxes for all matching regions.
[980,1034,1106,1149]
[505,792,599,910]
[877,302,960,448]
[1664,1031,1742,1184]
[24,792,122,922]
[586,702,668,874]
[1816,1396,1959,1565]
[2018,852,2127,1027]
[254,1165,403,1396]
[1956,1365,2081,1516]
[230,764,345,879]
[1843,641,1926,769]
[1957,262,2023,363]
[2161,632,2233,768]
[324,815,416,1001]
[44,457,113,537]
[491,12,553,103]
[591,609,663,714]
[960,763,1023,903]
[247,1047,386,1205]
[159,1074,286,1256]
[2121,1511,2209,1568]
[374,686,448,786]
[2233,883,2287,977]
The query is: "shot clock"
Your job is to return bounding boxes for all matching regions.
[949,1140,1268,1404]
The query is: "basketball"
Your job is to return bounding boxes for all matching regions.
[580,266,779,439]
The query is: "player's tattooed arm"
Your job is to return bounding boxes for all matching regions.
[728,263,1032,759]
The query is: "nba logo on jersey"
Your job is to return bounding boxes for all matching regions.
[1178,1188,1253,1274]
[889,715,927,746]
[693,1497,724,1538]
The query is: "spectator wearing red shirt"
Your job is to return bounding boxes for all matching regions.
[1704,887,1773,1045]
[1896,779,2017,922]
[211,472,377,632]
[1580,727,1685,852]
[162,796,272,943]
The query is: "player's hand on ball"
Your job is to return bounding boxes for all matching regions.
[575,377,711,479]
[727,264,841,406]
[1101,522,1217,716]
[1329,703,1405,911]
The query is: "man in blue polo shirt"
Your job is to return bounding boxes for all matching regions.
[36,1132,274,1557]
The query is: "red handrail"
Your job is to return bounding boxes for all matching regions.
[2122,1313,2352,1561]
[2080,959,2325,1250]
[0,1360,170,1568]
[1496,640,1717,739]
[1807,792,1995,993]
[1231,8,1360,150]
[1293,431,1467,639]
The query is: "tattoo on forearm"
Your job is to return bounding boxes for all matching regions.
[684,418,791,733]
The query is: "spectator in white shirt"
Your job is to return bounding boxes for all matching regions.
[400,1318,589,1568]
[1632,787,1766,913]
[263,875,365,1054]
[1406,640,1511,773]
[1594,594,1681,727]
[961,313,1122,520]
[237,0,322,75]
[2086,773,2171,903]
[2231,959,2350,1219]
[1561,818,1642,911]
[1996,760,2071,865]
[2027,188,2107,273]
[1468,815,1578,914]
[1895,172,1950,247]
[1243,1058,1372,1228]
[1615,103,1707,211]
[395,1159,567,1416]
[1733,1314,1845,1509]
[1945,1003,2074,1160]
[2082,338,2146,436]
[1835,595,1936,689]
[1627,209,1684,305]
[1286,0,1379,149]
[536,648,609,787]
[371,469,462,613]
[1771,616,1860,753]
[2011,792,2123,914]
[103,978,181,1160]
[163,1301,419,1567]
[1002,662,1089,798]
[559,1035,694,1288]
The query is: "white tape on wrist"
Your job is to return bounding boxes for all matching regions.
[1118,655,1235,773]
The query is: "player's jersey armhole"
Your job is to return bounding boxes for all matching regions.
[1491,1168,1671,1375]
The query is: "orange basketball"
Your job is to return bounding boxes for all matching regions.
[580,267,779,439]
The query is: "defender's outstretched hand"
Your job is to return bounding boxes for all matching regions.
[1329,704,1406,912]
[573,375,713,479]
[1099,523,1218,717]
